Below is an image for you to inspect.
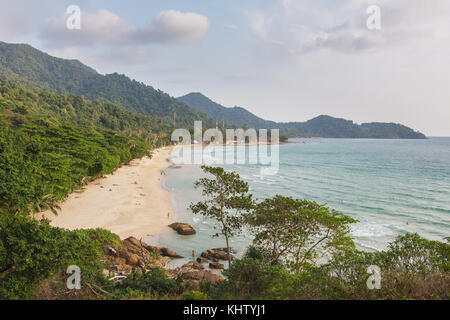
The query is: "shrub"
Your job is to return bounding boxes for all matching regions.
[113,267,184,299]
[183,290,210,300]
[0,213,118,299]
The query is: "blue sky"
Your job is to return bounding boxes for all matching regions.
[1,0,450,135]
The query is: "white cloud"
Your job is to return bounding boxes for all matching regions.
[41,9,210,47]
[43,9,131,46]
[249,0,450,55]
[136,10,210,43]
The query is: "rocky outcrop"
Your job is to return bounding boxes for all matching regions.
[160,247,184,258]
[167,262,225,289]
[196,257,208,264]
[168,222,196,235]
[108,236,183,274]
[183,261,205,270]
[200,248,234,261]
[209,262,224,269]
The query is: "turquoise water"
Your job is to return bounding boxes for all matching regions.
[152,138,450,266]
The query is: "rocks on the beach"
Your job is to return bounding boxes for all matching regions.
[196,257,208,264]
[209,262,224,269]
[167,263,225,289]
[200,248,234,261]
[168,222,196,235]
[183,261,205,270]
[108,236,183,272]
[160,247,184,258]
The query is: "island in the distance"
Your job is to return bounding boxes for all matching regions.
[178,92,427,139]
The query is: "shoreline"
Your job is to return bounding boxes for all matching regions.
[41,147,175,240]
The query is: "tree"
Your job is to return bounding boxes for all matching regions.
[247,195,357,272]
[189,165,254,267]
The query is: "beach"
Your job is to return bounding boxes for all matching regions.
[41,147,174,240]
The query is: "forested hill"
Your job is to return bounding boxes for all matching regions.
[0,41,213,128]
[178,92,278,129]
[178,92,426,139]
[0,82,166,215]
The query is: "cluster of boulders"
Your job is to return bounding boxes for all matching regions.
[167,262,224,289]
[107,236,183,275]
[105,235,230,288]
[196,248,235,269]
[168,222,196,235]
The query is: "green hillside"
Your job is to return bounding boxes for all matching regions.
[0,41,213,128]
[0,82,166,215]
[178,92,278,129]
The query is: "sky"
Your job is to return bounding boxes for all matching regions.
[1,0,449,136]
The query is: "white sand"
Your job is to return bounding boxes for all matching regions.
[41,147,174,240]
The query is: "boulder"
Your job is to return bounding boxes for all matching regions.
[200,248,234,261]
[160,247,184,258]
[209,262,224,269]
[196,257,208,264]
[183,261,204,270]
[182,270,224,283]
[168,222,196,235]
[108,236,183,273]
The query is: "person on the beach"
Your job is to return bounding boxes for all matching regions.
[192,249,196,258]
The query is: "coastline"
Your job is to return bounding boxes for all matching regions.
[41,147,175,240]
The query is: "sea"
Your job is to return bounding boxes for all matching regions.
[148,137,450,268]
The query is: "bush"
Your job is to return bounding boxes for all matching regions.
[113,267,184,299]
[0,213,119,299]
[201,234,450,300]
[183,290,210,300]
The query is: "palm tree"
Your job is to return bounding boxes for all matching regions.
[28,194,61,216]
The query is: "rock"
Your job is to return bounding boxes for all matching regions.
[160,247,184,258]
[196,257,208,264]
[200,251,210,259]
[181,270,224,283]
[200,248,234,261]
[203,271,224,283]
[123,252,141,266]
[108,236,182,273]
[209,262,224,269]
[183,261,204,270]
[168,222,196,235]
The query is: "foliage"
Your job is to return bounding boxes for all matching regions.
[0,81,165,215]
[182,290,210,300]
[247,195,357,272]
[0,41,215,129]
[202,235,450,300]
[189,165,254,266]
[112,267,184,299]
[0,114,150,215]
[0,82,172,146]
[0,212,119,300]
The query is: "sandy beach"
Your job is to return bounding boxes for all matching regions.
[41,147,174,240]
